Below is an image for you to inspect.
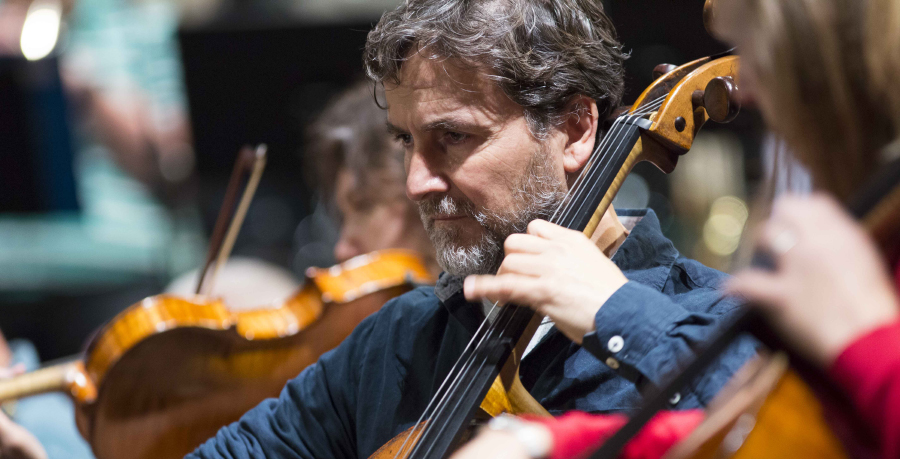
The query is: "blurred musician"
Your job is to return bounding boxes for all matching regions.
[307,80,438,272]
[164,79,441,304]
[721,0,900,456]
[187,1,757,458]
[449,0,900,458]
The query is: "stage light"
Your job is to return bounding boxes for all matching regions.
[20,0,62,61]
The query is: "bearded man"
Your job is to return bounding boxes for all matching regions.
[188,1,756,458]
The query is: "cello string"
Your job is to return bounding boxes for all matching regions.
[395,96,666,458]
[552,95,665,227]
[564,110,660,232]
[548,95,665,224]
[548,115,627,223]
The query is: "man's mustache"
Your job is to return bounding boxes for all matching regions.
[417,195,479,220]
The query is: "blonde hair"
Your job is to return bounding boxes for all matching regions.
[718,0,900,201]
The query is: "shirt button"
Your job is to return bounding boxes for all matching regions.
[669,392,681,405]
[605,357,620,370]
[608,335,624,353]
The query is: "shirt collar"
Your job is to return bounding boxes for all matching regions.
[435,272,465,304]
[610,208,679,292]
[435,208,679,317]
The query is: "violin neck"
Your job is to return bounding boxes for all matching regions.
[0,361,95,404]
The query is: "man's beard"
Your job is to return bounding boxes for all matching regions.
[417,151,567,276]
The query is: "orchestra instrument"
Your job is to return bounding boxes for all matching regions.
[372,50,743,459]
[585,112,900,459]
[0,147,436,459]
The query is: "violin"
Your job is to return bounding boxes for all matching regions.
[371,49,743,459]
[0,147,436,459]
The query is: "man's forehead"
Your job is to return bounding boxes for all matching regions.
[384,52,517,123]
[389,50,486,92]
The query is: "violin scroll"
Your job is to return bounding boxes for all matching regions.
[652,63,678,80]
[628,54,740,175]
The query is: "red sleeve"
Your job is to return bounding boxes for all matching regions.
[525,410,703,459]
[829,320,900,459]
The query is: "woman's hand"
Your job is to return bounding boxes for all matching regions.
[0,412,47,459]
[450,430,537,459]
[725,194,900,366]
[450,416,552,459]
[464,219,628,344]
[0,365,47,459]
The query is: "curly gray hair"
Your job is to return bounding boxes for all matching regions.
[364,0,627,138]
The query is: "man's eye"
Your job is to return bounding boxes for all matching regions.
[394,134,412,146]
[444,131,468,145]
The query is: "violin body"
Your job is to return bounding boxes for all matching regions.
[664,354,849,459]
[0,249,434,459]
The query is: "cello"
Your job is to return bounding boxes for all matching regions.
[371,49,744,459]
[0,146,436,459]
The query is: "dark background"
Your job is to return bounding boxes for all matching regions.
[0,0,765,360]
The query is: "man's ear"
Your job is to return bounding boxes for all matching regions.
[561,95,599,174]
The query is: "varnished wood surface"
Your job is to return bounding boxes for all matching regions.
[647,56,739,153]
[583,56,740,240]
[667,354,849,459]
[0,249,434,459]
[0,361,95,403]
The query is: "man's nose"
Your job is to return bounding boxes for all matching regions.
[406,151,449,201]
[333,232,361,263]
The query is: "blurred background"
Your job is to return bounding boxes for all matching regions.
[0,0,785,363]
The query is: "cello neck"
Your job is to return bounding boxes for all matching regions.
[0,361,96,404]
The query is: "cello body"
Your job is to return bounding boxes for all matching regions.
[0,249,434,459]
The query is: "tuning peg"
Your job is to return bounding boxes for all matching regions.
[652,64,678,80]
[691,76,740,123]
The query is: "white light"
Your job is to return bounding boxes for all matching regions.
[20,0,62,61]
[703,196,749,257]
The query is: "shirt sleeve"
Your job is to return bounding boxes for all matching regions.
[186,314,376,459]
[829,320,900,459]
[581,281,756,406]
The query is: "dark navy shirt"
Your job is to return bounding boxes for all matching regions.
[188,209,757,459]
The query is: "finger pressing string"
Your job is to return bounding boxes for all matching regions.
[503,233,555,254]
[527,219,583,241]
[499,254,548,277]
[464,274,546,306]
